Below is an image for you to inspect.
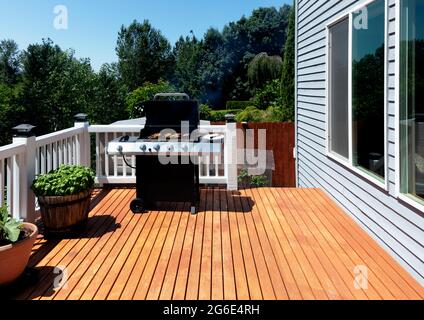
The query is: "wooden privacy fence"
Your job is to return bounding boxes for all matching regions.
[241,122,295,187]
[213,122,296,187]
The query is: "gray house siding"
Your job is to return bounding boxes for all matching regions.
[295,0,424,285]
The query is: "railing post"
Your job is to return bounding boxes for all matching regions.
[74,113,90,167]
[12,124,36,222]
[225,114,238,191]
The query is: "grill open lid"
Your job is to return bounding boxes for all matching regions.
[140,93,199,138]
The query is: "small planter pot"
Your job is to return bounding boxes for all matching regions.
[38,189,93,235]
[0,223,38,286]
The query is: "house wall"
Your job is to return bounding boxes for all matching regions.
[295,0,424,285]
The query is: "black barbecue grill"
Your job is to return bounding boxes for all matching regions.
[107,93,223,214]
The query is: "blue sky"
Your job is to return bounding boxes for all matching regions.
[0,0,290,70]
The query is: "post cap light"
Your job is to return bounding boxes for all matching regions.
[74,113,89,122]
[225,114,236,123]
[12,124,36,138]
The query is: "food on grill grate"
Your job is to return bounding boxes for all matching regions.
[146,133,190,140]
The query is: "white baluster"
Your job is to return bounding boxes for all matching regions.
[104,133,110,177]
[6,157,12,214]
[0,159,4,207]
[113,132,118,177]
[96,133,101,178]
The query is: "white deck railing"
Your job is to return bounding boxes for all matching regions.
[35,126,85,175]
[0,143,27,221]
[0,115,237,222]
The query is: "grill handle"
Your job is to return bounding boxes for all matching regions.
[153,93,190,101]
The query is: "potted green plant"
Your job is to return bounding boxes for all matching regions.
[32,165,95,235]
[0,206,38,285]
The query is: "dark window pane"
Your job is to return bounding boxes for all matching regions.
[352,0,385,179]
[400,0,424,202]
[329,18,349,158]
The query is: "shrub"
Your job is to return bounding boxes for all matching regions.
[251,175,268,188]
[262,105,294,122]
[234,105,293,123]
[126,80,176,118]
[251,79,282,110]
[199,104,212,120]
[209,109,241,122]
[0,206,22,245]
[238,169,269,188]
[225,100,255,111]
[235,106,264,123]
[32,165,95,197]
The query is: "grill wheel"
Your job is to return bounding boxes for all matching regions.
[130,198,145,214]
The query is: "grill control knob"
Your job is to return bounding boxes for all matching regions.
[182,145,189,152]
[154,144,161,152]
[140,145,147,152]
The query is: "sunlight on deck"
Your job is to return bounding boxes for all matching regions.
[9,188,424,300]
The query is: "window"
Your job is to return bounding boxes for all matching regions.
[400,0,424,204]
[352,0,386,180]
[326,0,386,184]
[328,18,349,159]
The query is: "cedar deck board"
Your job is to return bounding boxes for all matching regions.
[12,188,424,300]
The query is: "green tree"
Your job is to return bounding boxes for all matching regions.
[126,80,176,118]
[20,39,96,134]
[280,3,295,119]
[222,6,291,100]
[0,83,23,145]
[173,34,203,99]
[248,52,282,89]
[0,39,21,85]
[91,63,128,124]
[198,28,228,107]
[116,20,173,91]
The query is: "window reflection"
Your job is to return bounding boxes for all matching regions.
[400,0,424,202]
[352,0,386,179]
[329,18,349,159]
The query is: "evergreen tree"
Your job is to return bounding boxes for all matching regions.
[280,3,295,121]
[116,20,174,91]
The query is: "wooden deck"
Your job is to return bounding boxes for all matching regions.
[8,188,424,300]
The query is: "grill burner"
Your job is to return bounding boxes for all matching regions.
[107,93,223,214]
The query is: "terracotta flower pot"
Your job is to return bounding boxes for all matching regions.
[0,223,38,286]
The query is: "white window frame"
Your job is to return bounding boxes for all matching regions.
[325,0,389,191]
[395,0,424,212]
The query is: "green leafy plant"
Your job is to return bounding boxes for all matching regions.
[0,206,22,245]
[238,169,250,185]
[206,109,243,122]
[32,165,95,197]
[238,169,269,188]
[250,175,268,188]
[199,104,212,120]
[235,106,264,123]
